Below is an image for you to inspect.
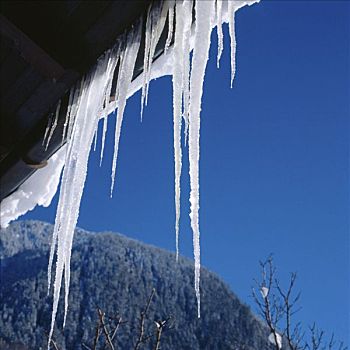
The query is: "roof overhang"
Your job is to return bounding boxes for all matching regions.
[0,0,168,202]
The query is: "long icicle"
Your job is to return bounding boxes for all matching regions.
[48,30,136,345]
[172,0,193,261]
[172,1,184,262]
[110,23,142,197]
[100,45,121,167]
[188,0,215,318]
[48,72,93,348]
[140,5,153,120]
[47,79,84,295]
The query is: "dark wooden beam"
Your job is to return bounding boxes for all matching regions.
[0,15,65,80]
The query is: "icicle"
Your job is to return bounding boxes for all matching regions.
[141,2,169,120]
[94,50,120,156]
[47,72,91,348]
[216,0,224,68]
[61,102,97,328]
[65,79,84,142]
[47,81,83,297]
[97,46,121,167]
[47,220,59,295]
[165,0,175,54]
[145,3,169,107]
[110,23,142,197]
[101,42,121,121]
[140,6,152,120]
[99,115,108,167]
[47,36,129,346]
[172,1,184,262]
[181,1,193,147]
[61,88,74,144]
[42,113,53,146]
[188,0,215,318]
[93,125,98,152]
[45,100,61,151]
[228,1,237,88]
[172,0,193,261]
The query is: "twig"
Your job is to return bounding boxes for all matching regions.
[50,338,60,350]
[93,312,103,350]
[134,288,156,350]
[153,318,172,350]
[110,316,123,341]
[275,272,300,350]
[98,308,115,350]
[44,330,60,350]
[153,322,164,350]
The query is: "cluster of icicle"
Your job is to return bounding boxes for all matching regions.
[47,0,259,346]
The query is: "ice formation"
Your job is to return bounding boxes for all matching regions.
[228,1,238,87]
[110,25,142,196]
[43,99,61,151]
[0,146,66,228]
[99,115,108,166]
[141,1,170,119]
[216,0,224,68]
[0,0,260,345]
[189,0,216,317]
[172,0,192,262]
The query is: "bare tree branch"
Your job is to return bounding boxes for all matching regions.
[98,308,115,350]
[252,256,347,350]
[252,256,282,350]
[110,316,123,342]
[44,330,60,350]
[134,288,156,350]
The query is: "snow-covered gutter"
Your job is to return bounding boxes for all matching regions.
[0,146,66,228]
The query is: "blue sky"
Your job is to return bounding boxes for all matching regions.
[23,0,349,344]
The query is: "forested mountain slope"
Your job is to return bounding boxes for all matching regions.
[0,221,271,349]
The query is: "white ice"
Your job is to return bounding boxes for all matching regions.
[61,88,74,144]
[269,332,283,349]
[99,115,108,166]
[216,0,224,68]
[110,24,142,197]
[172,0,193,262]
[165,0,175,54]
[261,286,269,298]
[47,28,141,344]
[228,1,237,88]
[188,0,216,318]
[0,0,261,339]
[141,1,170,119]
[0,146,66,229]
[45,100,61,150]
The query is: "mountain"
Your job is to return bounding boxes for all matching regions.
[0,220,272,349]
